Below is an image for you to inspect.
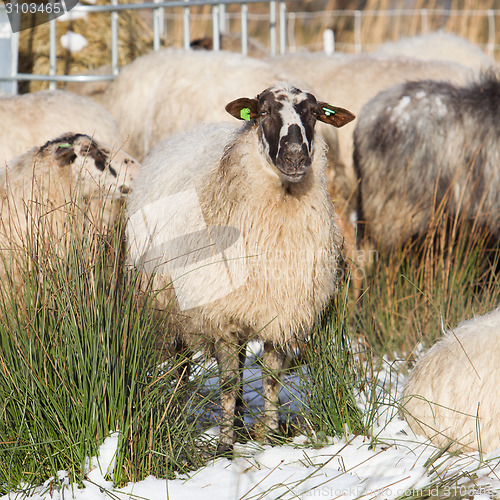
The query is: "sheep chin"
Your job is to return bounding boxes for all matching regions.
[277,170,308,184]
[275,162,310,184]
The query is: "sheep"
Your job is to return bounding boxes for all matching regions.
[0,90,123,166]
[402,307,500,452]
[375,32,494,72]
[126,82,355,454]
[0,133,140,277]
[270,52,474,205]
[352,70,500,250]
[103,49,315,161]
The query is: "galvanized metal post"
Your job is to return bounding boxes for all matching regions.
[183,0,191,49]
[323,28,334,54]
[219,3,226,33]
[212,4,220,50]
[153,0,164,50]
[269,0,277,56]
[0,2,18,94]
[49,0,57,89]
[278,0,286,55]
[241,3,248,56]
[111,0,119,75]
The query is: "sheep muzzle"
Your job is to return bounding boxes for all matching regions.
[276,142,311,182]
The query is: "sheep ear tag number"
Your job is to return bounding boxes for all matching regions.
[323,107,336,117]
[240,108,252,121]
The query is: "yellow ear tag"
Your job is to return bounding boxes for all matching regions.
[323,107,335,117]
[240,107,251,121]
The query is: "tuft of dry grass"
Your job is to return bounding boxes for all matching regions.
[352,207,500,359]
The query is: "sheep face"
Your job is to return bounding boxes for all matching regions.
[40,133,140,200]
[226,83,355,183]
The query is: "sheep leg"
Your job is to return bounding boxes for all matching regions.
[234,347,247,429]
[214,338,245,456]
[261,343,286,443]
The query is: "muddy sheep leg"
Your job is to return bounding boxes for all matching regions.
[261,342,286,443]
[214,337,245,456]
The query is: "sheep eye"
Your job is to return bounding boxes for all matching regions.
[260,109,268,117]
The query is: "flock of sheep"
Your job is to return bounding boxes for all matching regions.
[1,31,499,455]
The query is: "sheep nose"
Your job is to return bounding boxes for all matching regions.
[281,148,309,169]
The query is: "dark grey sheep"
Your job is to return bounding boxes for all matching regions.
[353,71,500,250]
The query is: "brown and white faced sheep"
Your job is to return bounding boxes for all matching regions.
[126,82,355,455]
[0,90,124,166]
[0,133,140,277]
[103,49,315,162]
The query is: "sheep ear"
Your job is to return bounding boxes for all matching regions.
[50,140,77,168]
[317,102,356,128]
[225,98,259,121]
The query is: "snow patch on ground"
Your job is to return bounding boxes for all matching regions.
[2,354,500,499]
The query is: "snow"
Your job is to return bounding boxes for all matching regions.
[389,95,412,128]
[60,31,88,53]
[2,356,500,499]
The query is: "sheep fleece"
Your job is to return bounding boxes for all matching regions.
[127,123,342,348]
[403,307,500,452]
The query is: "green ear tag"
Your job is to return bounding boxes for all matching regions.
[240,107,251,121]
[323,107,335,117]
[58,143,72,148]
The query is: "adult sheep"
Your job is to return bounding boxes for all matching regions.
[0,90,123,166]
[0,133,140,276]
[271,52,473,204]
[103,49,315,161]
[402,307,500,452]
[126,82,355,454]
[353,71,500,250]
[375,32,494,72]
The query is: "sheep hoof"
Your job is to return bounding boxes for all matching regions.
[215,442,234,458]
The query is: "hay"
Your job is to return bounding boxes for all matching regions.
[19,0,154,92]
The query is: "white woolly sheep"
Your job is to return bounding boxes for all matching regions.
[375,32,494,72]
[126,82,355,454]
[402,307,500,452]
[0,133,140,276]
[103,49,314,161]
[0,90,123,166]
[353,70,500,250]
[271,52,474,203]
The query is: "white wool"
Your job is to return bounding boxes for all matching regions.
[0,90,123,166]
[127,120,342,346]
[403,307,500,452]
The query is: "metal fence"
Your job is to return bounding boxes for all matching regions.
[0,0,289,93]
[1,2,499,94]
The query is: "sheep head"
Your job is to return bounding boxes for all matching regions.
[41,133,141,200]
[225,82,355,183]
